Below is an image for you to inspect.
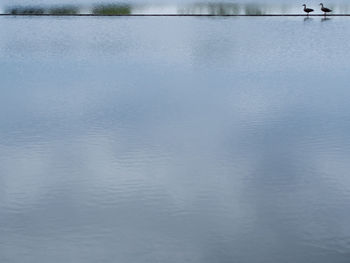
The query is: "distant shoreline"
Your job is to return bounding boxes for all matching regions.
[0,13,348,16]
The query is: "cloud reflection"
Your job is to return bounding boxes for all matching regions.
[1,14,350,263]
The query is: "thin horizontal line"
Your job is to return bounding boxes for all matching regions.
[0,13,348,17]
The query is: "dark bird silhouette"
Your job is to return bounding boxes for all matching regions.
[320,3,332,16]
[302,4,314,16]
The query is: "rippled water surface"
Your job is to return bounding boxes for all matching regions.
[1,17,350,262]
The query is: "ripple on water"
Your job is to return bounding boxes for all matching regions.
[1,16,350,263]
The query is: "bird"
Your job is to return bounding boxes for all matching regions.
[319,3,332,16]
[302,4,314,16]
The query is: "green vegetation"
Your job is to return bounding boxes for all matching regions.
[4,3,265,16]
[5,5,78,15]
[92,4,132,15]
[179,3,240,15]
[48,6,79,15]
[244,4,265,15]
[207,3,240,15]
[181,3,266,15]
[7,6,45,15]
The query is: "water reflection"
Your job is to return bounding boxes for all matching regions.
[321,17,331,22]
[1,14,350,263]
[303,17,313,22]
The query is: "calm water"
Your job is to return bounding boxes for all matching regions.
[1,17,350,262]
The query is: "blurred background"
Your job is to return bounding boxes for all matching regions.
[1,0,350,15]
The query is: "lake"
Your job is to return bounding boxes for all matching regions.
[1,16,350,263]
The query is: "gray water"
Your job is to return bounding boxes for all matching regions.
[1,17,350,263]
